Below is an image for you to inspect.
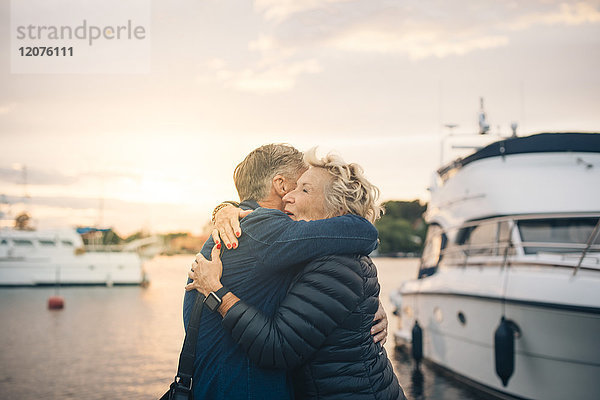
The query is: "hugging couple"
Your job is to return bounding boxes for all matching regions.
[182,144,406,400]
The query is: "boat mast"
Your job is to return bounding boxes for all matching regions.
[478,97,490,135]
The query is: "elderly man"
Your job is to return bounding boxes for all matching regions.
[182,144,384,400]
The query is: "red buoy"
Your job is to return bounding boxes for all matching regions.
[48,296,65,310]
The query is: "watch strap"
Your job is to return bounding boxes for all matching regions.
[214,286,230,299]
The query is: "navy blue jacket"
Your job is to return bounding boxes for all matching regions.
[182,201,378,400]
[222,255,405,399]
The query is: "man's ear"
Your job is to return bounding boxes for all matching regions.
[272,175,287,198]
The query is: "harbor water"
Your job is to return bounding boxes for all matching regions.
[0,256,480,399]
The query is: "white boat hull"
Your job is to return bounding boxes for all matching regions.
[0,252,144,285]
[396,264,600,400]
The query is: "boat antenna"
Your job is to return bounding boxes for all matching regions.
[440,124,459,164]
[0,194,6,217]
[478,97,490,135]
[10,163,30,203]
[444,123,458,132]
[23,165,29,199]
[510,122,518,138]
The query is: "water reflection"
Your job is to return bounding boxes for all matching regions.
[392,347,482,400]
[0,256,489,399]
[0,256,191,399]
[411,365,425,399]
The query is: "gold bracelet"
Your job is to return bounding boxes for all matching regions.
[211,202,234,224]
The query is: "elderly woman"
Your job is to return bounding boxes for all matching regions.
[188,149,405,400]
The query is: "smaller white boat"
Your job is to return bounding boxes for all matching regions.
[0,223,147,286]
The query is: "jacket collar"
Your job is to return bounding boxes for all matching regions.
[240,200,260,210]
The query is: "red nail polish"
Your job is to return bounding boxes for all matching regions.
[236,231,240,237]
[226,244,231,249]
[232,243,237,249]
[216,243,221,249]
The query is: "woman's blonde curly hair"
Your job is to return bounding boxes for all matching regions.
[304,147,384,223]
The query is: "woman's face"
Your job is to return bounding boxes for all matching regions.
[282,167,331,221]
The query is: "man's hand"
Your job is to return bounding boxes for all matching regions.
[371,300,388,345]
[212,204,253,250]
[186,244,224,296]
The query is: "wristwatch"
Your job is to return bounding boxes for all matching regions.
[204,286,230,312]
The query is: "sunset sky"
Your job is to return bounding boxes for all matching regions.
[1,0,599,235]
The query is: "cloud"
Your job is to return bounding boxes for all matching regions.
[328,28,509,60]
[255,0,600,27]
[229,59,321,93]
[201,57,321,94]
[198,35,321,94]
[0,194,211,235]
[0,103,17,115]
[0,166,79,186]
[509,2,600,30]
[198,1,600,92]
[0,166,141,187]
[252,0,600,60]
[2,194,104,210]
[254,0,354,23]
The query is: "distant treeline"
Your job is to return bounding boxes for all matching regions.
[80,230,180,245]
[375,200,427,256]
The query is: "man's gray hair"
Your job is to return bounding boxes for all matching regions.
[234,144,306,202]
[304,147,384,223]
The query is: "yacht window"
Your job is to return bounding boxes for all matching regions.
[518,217,600,254]
[13,239,34,246]
[1,239,7,245]
[497,222,514,256]
[39,240,56,246]
[61,240,74,247]
[419,224,446,278]
[498,222,511,243]
[459,223,498,256]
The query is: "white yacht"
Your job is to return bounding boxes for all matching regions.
[391,132,600,399]
[0,224,147,286]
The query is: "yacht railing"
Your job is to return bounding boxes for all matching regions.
[574,217,600,275]
[440,240,600,269]
[442,242,600,255]
[84,244,132,253]
[450,212,600,227]
[516,242,600,251]
[441,243,511,261]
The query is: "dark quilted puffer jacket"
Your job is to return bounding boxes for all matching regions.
[222,255,406,400]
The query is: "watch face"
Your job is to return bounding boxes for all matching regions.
[205,292,221,311]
